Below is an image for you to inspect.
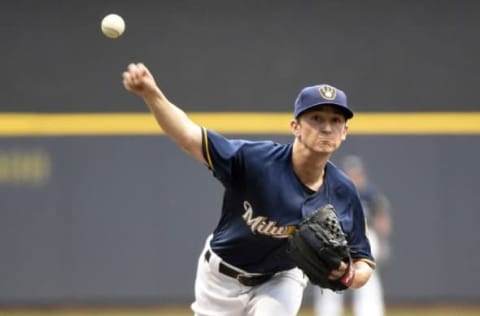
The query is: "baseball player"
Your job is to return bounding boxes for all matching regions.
[314,155,392,316]
[122,63,375,316]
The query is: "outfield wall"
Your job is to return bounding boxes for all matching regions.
[0,133,479,305]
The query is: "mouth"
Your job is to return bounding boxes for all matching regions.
[318,139,333,143]
[317,139,336,148]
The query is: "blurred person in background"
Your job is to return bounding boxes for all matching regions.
[314,154,392,316]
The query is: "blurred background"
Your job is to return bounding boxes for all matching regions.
[1,0,479,315]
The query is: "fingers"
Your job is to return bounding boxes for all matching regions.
[122,63,146,91]
[122,62,161,100]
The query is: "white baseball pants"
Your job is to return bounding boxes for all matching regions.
[191,236,308,316]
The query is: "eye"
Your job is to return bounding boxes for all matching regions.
[331,116,344,124]
[308,114,320,122]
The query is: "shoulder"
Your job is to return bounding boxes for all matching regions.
[240,139,289,156]
[206,129,279,149]
[208,129,289,156]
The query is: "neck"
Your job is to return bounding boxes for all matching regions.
[292,139,329,190]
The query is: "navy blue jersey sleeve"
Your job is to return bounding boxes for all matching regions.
[201,128,247,185]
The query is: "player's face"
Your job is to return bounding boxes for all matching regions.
[292,106,348,154]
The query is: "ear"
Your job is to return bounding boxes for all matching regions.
[290,119,301,137]
[341,124,348,141]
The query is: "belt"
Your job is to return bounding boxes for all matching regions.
[204,250,273,287]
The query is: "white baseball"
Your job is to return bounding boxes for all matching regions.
[101,14,125,39]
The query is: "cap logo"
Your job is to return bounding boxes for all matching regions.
[319,85,336,100]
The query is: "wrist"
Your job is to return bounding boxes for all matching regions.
[142,87,164,102]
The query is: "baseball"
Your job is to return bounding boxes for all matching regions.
[101,14,125,39]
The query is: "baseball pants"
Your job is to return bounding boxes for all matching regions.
[191,236,308,316]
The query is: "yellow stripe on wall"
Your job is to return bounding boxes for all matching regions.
[0,112,479,136]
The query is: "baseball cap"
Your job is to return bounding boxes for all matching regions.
[294,84,354,119]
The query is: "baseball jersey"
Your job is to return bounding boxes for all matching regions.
[201,128,375,274]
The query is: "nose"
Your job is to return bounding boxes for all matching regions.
[320,120,333,133]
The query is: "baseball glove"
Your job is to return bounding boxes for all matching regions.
[287,204,355,291]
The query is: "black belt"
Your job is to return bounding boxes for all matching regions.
[204,250,273,287]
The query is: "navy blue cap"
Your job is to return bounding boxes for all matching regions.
[294,84,354,119]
